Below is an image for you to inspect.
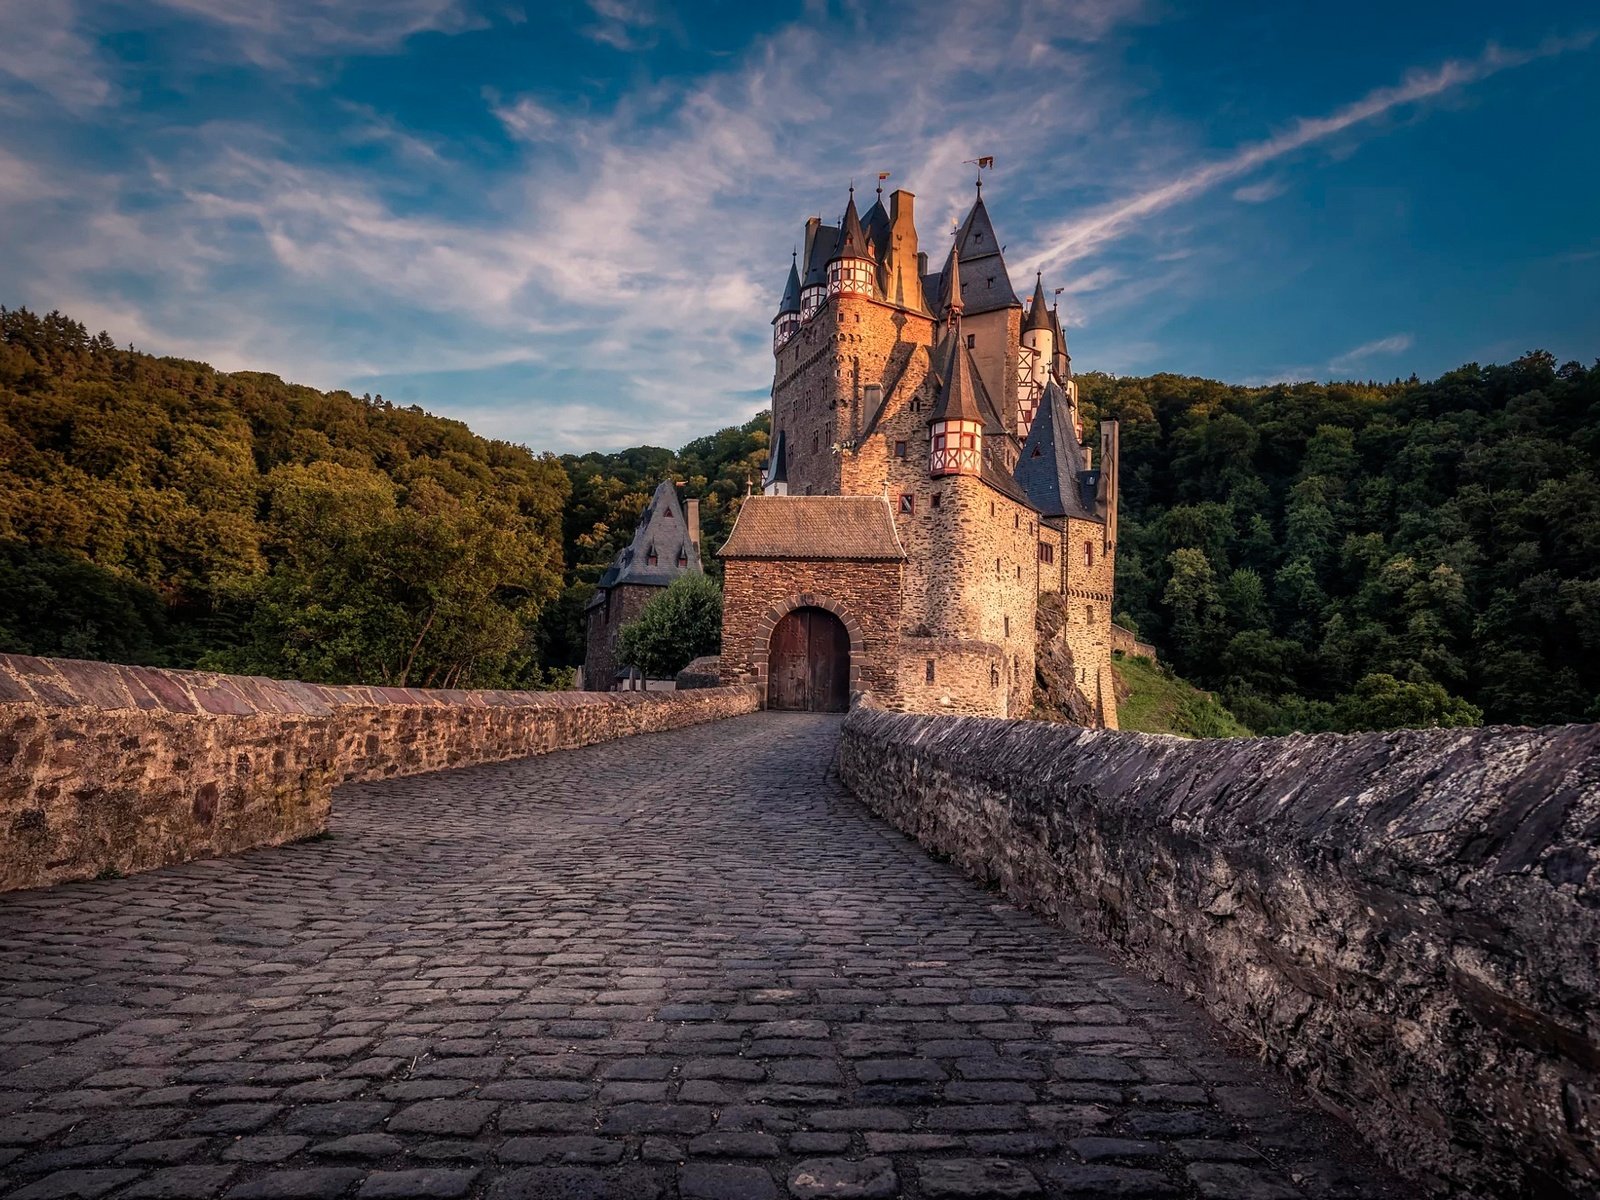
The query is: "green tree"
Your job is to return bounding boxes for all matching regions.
[1333,673,1483,731]
[617,574,723,679]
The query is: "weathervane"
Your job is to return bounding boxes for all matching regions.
[963,155,995,192]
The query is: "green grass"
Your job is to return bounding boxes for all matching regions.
[1113,653,1253,738]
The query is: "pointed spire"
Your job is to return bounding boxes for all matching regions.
[940,243,963,321]
[832,186,870,262]
[776,251,802,317]
[1023,272,1052,332]
[1014,379,1094,519]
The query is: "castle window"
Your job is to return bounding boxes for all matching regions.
[1038,542,1054,564]
[990,501,995,517]
[894,440,907,458]
[646,546,658,567]
[1084,541,1094,568]
[1013,514,1019,529]
[1016,565,1022,579]
[1004,615,1010,637]
[1080,667,1087,684]
[931,493,941,508]
[911,398,922,413]
[899,493,915,515]
[1085,604,1094,624]
[995,557,1001,576]
[926,659,936,683]
[966,334,975,350]
[1031,445,1042,458]
[990,663,1000,688]
[678,548,689,567]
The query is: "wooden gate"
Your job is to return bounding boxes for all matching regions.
[767,607,850,712]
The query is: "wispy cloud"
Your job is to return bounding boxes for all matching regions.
[151,0,473,63]
[0,0,113,112]
[1232,177,1287,204]
[1025,33,1597,275]
[1329,332,1414,373]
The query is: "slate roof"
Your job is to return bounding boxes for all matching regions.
[862,195,891,260]
[775,256,801,317]
[929,324,1003,431]
[586,479,703,608]
[1023,274,1052,332]
[832,191,871,262]
[718,495,906,560]
[803,225,839,290]
[1014,379,1101,521]
[929,193,1019,316]
[765,428,788,488]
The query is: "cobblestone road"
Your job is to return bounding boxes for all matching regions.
[0,714,1402,1200]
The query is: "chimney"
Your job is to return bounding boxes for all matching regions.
[917,251,928,277]
[685,498,701,552]
[889,188,914,225]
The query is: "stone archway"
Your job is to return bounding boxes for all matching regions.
[754,592,866,712]
[767,607,850,712]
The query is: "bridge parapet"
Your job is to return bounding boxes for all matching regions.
[838,708,1599,1199]
[0,653,759,893]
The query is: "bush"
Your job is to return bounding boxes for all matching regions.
[617,573,722,678]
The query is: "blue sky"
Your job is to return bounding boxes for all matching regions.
[0,1,1595,453]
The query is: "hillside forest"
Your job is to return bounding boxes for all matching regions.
[1,306,1595,731]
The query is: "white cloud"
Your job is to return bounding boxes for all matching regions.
[1329,332,1414,373]
[1024,33,1597,276]
[1232,177,1286,204]
[0,0,113,112]
[151,0,472,62]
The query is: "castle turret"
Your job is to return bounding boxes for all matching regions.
[928,249,986,478]
[1018,273,1054,437]
[764,429,789,496]
[773,253,802,351]
[827,189,876,298]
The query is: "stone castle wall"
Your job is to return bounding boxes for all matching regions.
[836,706,1600,1198]
[1110,622,1159,661]
[0,654,760,893]
[1055,513,1119,727]
[583,582,660,689]
[718,558,903,701]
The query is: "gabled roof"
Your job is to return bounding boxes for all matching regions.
[1014,379,1101,521]
[1023,274,1052,333]
[946,193,1020,315]
[587,479,703,607]
[775,256,802,318]
[719,495,906,560]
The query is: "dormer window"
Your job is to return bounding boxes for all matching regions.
[678,548,689,567]
[646,546,658,567]
[966,334,975,349]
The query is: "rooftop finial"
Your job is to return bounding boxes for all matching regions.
[876,170,890,198]
[964,155,994,195]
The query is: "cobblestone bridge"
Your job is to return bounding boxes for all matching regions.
[0,714,1400,1200]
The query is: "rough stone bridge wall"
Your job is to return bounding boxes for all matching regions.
[836,707,1599,1199]
[0,654,759,894]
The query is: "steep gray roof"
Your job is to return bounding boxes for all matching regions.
[719,495,905,560]
[775,256,801,317]
[1023,274,1052,333]
[587,479,703,607]
[765,428,788,488]
[862,194,891,260]
[803,225,839,289]
[944,193,1020,315]
[1014,380,1101,521]
[832,191,871,262]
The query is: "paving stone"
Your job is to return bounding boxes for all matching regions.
[226,1169,365,1198]
[497,1136,624,1164]
[786,1157,898,1198]
[680,1162,779,1200]
[286,1103,395,1135]
[917,1159,1042,1198]
[9,1169,144,1199]
[1186,1162,1303,1199]
[117,1139,212,1165]
[386,1100,497,1137]
[221,1136,312,1163]
[688,1131,782,1158]
[185,1104,282,1134]
[1068,1136,1165,1161]
[601,1102,712,1135]
[119,1166,240,1198]
[1040,1163,1183,1196]
[485,1166,666,1199]
[356,1170,478,1198]
[309,1134,406,1158]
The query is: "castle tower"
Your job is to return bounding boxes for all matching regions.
[928,250,984,478]
[1018,274,1054,438]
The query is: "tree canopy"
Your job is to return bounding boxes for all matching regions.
[1081,351,1600,731]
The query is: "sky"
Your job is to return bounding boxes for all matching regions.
[0,0,1596,455]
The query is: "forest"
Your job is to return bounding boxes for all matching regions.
[2,306,1595,730]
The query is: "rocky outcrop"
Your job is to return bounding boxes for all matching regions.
[1032,592,1097,724]
[0,654,760,893]
[837,707,1600,1199]
[676,655,723,689]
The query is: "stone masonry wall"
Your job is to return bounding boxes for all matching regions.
[719,558,903,701]
[0,653,759,893]
[583,582,659,689]
[836,707,1600,1198]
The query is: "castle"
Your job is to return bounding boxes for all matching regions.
[715,180,1121,724]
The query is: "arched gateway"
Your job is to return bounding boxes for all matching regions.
[767,606,850,712]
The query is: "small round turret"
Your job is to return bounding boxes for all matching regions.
[773,252,802,351]
[826,188,875,298]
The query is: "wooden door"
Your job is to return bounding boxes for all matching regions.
[767,607,849,712]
